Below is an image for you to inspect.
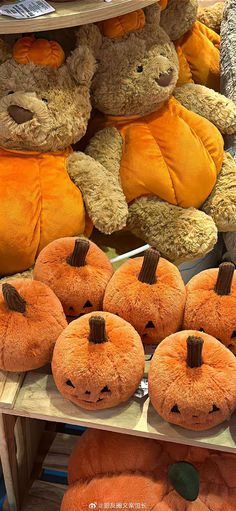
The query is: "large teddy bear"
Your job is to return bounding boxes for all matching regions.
[160,0,221,90]
[77,4,236,264]
[0,36,128,277]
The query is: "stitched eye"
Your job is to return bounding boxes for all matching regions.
[231,331,236,338]
[209,404,220,414]
[137,65,144,73]
[101,386,111,393]
[145,321,155,329]
[171,404,180,413]
[83,300,92,308]
[228,343,233,349]
[66,379,75,388]
[199,328,205,332]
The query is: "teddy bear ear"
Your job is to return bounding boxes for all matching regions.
[0,39,12,63]
[67,24,102,85]
[143,3,161,26]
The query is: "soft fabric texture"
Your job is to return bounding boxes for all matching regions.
[34,237,113,319]
[13,37,65,68]
[183,263,236,355]
[62,429,236,510]
[149,330,236,430]
[52,311,145,410]
[0,278,67,372]
[103,250,186,345]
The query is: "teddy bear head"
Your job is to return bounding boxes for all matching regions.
[0,35,96,152]
[76,4,179,117]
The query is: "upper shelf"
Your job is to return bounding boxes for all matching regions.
[0,0,157,34]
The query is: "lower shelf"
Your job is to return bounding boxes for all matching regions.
[5,371,236,454]
[22,480,65,511]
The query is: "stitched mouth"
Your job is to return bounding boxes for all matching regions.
[80,398,104,404]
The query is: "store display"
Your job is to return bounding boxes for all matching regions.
[149,330,236,430]
[160,0,220,90]
[34,237,113,320]
[62,429,236,510]
[52,311,145,409]
[81,3,236,264]
[0,278,67,372]
[0,34,127,277]
[183,261,236,354]
[103,248,186,345]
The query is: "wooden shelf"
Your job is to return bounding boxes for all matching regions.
[4,371,236,454]
[0,0,156,34]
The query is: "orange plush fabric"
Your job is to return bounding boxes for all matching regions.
[34,237,113,320]
[103,248,186,345]
[0,279,67,372]
[0,148,88,277]
[101,97,223,208]
[63,429,236,511]
[52,312,145,410]
[97,9,145,38]
[183,262,236,355]
[13,37,65,68]
[149,330,236,430]
[175,21,220,91]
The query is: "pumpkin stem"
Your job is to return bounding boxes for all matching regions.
[214,262,235,296]
[2,283,26,313]
[89,316,107,344]
[187,336,203,368]
[67,239,89,267]
[138,248,160,284]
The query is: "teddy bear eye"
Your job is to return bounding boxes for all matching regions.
[137,65,144,73]
[231,330,236,338]
[209,404,220,414]
[171,404,180,413]
[66,379,75,388]
[42,98,48,104]
[7,91,14,95]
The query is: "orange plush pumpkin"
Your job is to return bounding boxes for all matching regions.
[183,262,236,355]
[149,330,236,430]
[103,248,186,345]
[0,279,67,372]
[34,237,113,321]
[13,36,65,68]
[52,311,145,410]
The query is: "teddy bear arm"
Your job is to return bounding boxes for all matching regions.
[202,152,236,232]
[67,151,128,235]
[127,197,217,264]
[174,83,236,134]
[85,127,123,181]
[197,2,224,34]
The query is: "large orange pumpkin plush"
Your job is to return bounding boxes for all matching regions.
[103,248,186,345]
[184,262,236,355]
[0,279,67,372]
[34,237,113,320]
[149,330,236,430]
[62,428,236,511]
[52,311,145,410]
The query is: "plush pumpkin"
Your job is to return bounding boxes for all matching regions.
[62,429,236,511]
[52,311,145,410]
[34,237,113,320]
[0,279,67,372]
[13,36,65,68]
[183,262,236,355]
[149,330,236,430]
[103,248,186,345]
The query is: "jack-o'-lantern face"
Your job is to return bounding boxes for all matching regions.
[34,237,113,321]
[184,262,236,355]
[104,248,186,345]
[52,311,145,410]
[149,330,236,430]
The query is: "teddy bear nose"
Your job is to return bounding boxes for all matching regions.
[8,105,33,124]
[155,69,173,87]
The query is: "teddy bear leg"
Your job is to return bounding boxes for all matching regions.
[127,197,217,264]
[202,152,236,232]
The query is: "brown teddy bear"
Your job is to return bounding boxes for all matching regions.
[0,35,128,277]
[77,4,236,264]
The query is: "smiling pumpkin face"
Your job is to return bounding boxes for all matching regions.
[34,237,113,321]
[183,262,236,355]
[52,311,145,410]
[149,330,236,430]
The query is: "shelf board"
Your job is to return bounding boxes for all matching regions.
[0,0,156,34]
[4,372,236,454]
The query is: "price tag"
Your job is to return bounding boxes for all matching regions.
[134,377,148,399]
[0,0,55,19]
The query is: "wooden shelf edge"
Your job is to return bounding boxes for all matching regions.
[0,0,157,34]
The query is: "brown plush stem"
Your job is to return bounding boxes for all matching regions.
[67,239,89,267]
[2,283,26,313]
[89,317,107,344]
[187,336,203,368]
[138,248,160,284]
[214,262,235,296]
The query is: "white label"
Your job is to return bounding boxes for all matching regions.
[134,377,148,399]
[0,0,55,18]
